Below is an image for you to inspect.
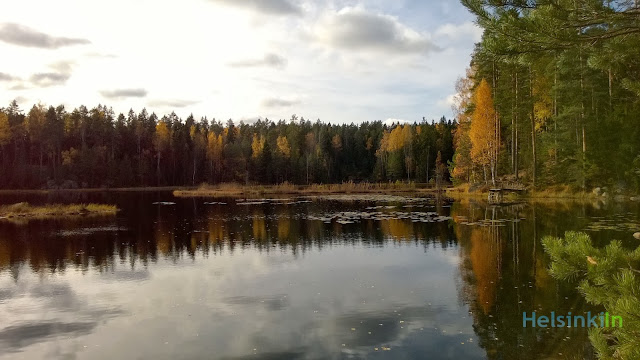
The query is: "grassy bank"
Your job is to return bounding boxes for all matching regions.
[526,185,599,200]
[173,182,443,197]
[0,202,118,220]
[444,183,636,201]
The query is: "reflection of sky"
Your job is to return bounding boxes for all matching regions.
[0,242,483,359]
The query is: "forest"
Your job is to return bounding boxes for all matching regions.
[0,101,454,189]
[2,1,639,193]
[451,0,640,192]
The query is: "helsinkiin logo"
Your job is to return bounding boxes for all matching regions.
[522,312,622,328]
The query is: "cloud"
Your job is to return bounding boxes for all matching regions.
[0,72,18,82]
[148,99,200,108]
[29,72,70,87]
[12,96,29,104]
[210,0,302,16]
[313,8,440,54]
[100,88,148,99]
[436,93,456,108]
[48,60,74,74]
[384,118,412,126]
[26,61,75,88]
[261,97,301,108]
[84,52,118,59]
[0,23,90,49]
[434,22,483,43]
[228,53,287,69]
[9,83,28,91]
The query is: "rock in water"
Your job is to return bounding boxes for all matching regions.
[634,232,640,240]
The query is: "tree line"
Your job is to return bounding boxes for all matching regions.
[0,100,454,189]
[451,0,640,191]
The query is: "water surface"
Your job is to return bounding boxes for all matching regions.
[1,192,638,359]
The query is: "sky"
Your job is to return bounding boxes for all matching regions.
[0,0,481,124]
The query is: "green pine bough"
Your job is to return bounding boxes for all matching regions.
[542,232,640,359]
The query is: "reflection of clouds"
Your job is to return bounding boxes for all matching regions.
[222,295,290,312]
[0,238,482,359]
[0,276,123,353]
[0,321,95,353]
[98,269,150,282]
[0,197,487,359]
[150,245,478,359]
[220,350,307,360]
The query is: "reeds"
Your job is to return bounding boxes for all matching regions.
[173,181,425,197]
[0,202,118,219]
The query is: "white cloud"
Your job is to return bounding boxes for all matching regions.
[312,7,439,55]
[228,53,287,69]
[437,93,456,108]
[0,22,90,49]
[434,21,483,43]
[100,88,147,100]
[0,0,478,122]
[208,0,303,16]
[384,118,412,126]
[261,97,301,108]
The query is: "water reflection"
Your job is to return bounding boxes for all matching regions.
[0,193,637,359]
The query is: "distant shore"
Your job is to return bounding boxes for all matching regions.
[173,182,445,197]
[1,182,636,202]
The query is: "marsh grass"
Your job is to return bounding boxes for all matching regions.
[445,183,603,201]
[528,185,597,199]
[173,181,429,197]
[0,202,118,220]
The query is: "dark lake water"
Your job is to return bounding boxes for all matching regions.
[1,192,639,360]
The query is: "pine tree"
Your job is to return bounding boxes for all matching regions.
[542,232,640,360]
[0,112,11,180]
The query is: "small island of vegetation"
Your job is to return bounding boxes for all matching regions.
[0,202,118,221]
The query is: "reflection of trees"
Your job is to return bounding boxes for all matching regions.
[252,208,267,242]
[453,201,596,359]
[0,200,459,279]
[380,219,413,241]
[277,217,290,241]
[469,226,501,314]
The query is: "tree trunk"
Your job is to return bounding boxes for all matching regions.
[511,72,515,174]
[491,161,496,186]
[493,60,499,183]
[554,64,558,164]
[514,71,519,180]
[608,68,613,111]
[579,48,587,189]
[426,147,430,184]
[156,151,161,186]
[192,155,197,185]
[306,155,310,184]
[529,67,536,188]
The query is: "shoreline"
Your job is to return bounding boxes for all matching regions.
[0,183,636,202]
[445,184,638,202]
[173,183,445,197]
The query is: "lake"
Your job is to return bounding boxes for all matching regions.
[1,192,639,359]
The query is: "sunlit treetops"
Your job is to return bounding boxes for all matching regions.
[0,100,455,188]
